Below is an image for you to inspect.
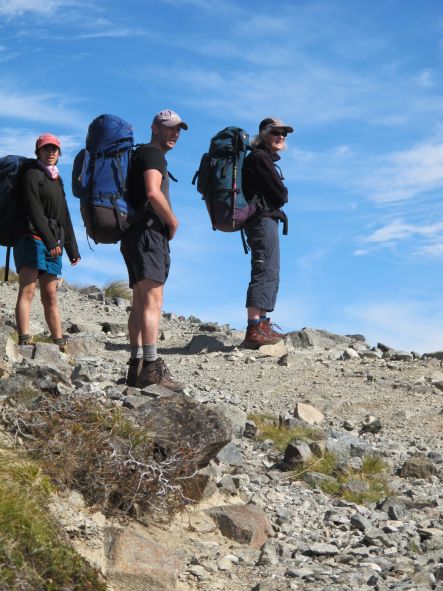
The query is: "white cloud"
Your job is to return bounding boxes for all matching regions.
[235,14,288,35]
[284,144,355,187]
[0,127,81,160]
[345,301,443,354]
[296,247,330,269]
[415,241,443,257]
[364,141,443,203]
[0,0,73,16]
[414,68,433,87]
[364,219,443,244]
[0,88,87,130]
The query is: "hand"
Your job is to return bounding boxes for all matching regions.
[49,245,62,258]
[70,257,81,266]
[167,217,179,240]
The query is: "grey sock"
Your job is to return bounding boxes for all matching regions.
[142,344,157,362]
[131,345,143,360]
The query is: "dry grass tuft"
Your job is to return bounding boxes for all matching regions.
[104,279,132,301]
[0,266,19,283]
[2,393,198,519]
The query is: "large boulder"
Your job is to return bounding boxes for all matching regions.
[105,524,179,591]
[286,327,367,350]
[206,503,273,548]
[205,402,247,438]
[130,393,232,468]
[187,333,231,353]
[423,350,443,361]
[16,360,72,387]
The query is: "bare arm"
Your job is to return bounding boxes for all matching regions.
[144,169,179,240]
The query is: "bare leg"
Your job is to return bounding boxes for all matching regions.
[129,278,163,346]
[15,266,39,336]
[39,273,62,340]
[247,306,262,322]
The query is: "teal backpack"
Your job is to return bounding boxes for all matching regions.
[193,126,256,233]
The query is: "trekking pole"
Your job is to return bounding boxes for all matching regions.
[4,246,10,282]
[231,133,238,229]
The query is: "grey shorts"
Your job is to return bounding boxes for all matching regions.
[244,216,280,312]
[120,225,170,288]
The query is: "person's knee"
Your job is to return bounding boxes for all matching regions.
[41,289,58,308]
[17,285,36,303]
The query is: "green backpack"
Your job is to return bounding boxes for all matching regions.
[192,126,256,232]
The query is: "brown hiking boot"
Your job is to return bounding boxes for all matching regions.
[262,318,286,340]
[126,357,143,387]
[239,321,282,350]
[53,336,68,353]
[18,334,34,346]
[136,357,184,392]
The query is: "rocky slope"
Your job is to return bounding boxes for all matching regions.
[0,280,442,591]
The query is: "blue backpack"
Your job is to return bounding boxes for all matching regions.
[192,126,256,233]
[72,114,135,244]
[0,155,37,247]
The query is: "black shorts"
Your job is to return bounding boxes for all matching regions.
[120,225,170,288]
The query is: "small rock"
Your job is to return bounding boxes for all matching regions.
[293,402,324,425]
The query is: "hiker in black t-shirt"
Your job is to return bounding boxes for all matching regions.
[240,117,293,349]
[121,110,188,390]
[14,133,80,350]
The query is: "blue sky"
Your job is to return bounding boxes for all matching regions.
[1,0,442,352]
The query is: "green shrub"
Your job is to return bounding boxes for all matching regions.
[249,413,325,451]
[294,452,392,505]
[249,414,392,506]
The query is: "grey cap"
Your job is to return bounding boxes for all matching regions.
[152,109,188,130]
[259,117,294,134]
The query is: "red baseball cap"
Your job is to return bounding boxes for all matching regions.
[35,133,61,152]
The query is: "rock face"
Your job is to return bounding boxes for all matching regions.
[1,281,443,591]
[130,393,232,468]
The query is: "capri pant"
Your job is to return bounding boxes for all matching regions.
[244,216,280,312]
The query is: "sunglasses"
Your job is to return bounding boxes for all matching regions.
[269,129,287,137]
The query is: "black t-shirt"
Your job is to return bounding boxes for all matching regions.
[128,144,170,226]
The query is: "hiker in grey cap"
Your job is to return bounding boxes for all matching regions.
[240,117,293,349]
[121,109,188,390]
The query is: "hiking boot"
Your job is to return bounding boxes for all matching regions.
[262,318,286,340]
[136,357,184,392]
[239,321,282,350]
[126,357,143,387]
[18,334,34,346]
[53,336,68,352]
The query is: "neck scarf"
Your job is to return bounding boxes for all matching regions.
[37,160,59,180]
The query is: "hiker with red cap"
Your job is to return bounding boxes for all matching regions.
[121,109,187,390]
[13,133,80,349]
[240,117,293,349]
